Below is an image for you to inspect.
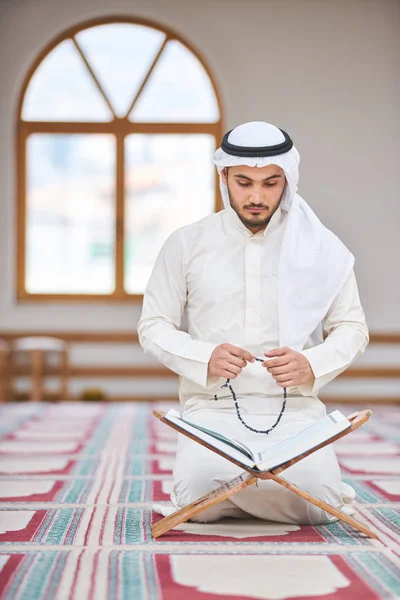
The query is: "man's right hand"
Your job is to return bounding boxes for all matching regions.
[207,344,255,380]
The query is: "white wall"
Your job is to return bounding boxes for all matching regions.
[0,0,399,335]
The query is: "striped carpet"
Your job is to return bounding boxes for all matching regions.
[0,401,399,599]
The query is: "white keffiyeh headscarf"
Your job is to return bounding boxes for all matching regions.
[213,121,354,350]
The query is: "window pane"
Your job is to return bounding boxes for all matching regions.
[124,134,215,294]
[26,134,116,293]
[76,24,166,118]
[22,40,113,122]
[130,41,220,123]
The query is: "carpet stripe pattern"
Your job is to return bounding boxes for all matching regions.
[0,402,399,599]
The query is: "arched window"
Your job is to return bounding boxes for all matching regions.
[17,18,223,301]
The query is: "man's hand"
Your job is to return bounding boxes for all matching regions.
[208,344,255,380]
[262,347,315,388]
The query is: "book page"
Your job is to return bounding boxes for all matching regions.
[178,413,256,460]
[163,410,257,468]
[256,410,351,471]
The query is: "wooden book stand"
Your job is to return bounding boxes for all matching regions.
[151,409,377,540]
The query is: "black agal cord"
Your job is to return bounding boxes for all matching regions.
[213,357,287,434]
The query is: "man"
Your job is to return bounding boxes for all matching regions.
[137,121,368,525]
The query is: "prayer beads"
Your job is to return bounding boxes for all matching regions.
[213,357,287,434]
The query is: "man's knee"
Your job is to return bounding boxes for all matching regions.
[172,470,214,507]
[189,504,226,523]
[172,454,241,509]
[286,452,342,500]
[304,502,340,525]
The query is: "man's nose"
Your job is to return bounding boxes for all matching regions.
[249,189,265,203]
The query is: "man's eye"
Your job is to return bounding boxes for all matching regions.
[265,183,277,187]
[237,182,251,187]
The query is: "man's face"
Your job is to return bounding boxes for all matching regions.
[222,164,286,234]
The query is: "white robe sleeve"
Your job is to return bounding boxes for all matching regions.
[298,269,369,396]
[137,230,222,390]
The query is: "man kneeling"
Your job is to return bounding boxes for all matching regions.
[138,121,368,525]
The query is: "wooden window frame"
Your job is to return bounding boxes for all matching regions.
[16,16,224,303]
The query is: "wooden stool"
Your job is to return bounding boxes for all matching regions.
[11,337,69,402]
[0,340,10,403]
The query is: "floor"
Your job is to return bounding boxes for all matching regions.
[0,401,399,599]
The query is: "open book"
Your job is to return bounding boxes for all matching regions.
[163,409,351,472]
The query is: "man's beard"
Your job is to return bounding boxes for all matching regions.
[227,183,281,229]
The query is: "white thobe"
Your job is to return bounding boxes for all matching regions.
[138,203,369,524]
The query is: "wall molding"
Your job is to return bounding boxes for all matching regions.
[1,330,399,403]
[7,391,400,404]
[1,330,400,344]
[8,364,400,379]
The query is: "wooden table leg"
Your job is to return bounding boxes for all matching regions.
[0,350,7,403]
[60,348,69,401]
[152,472,258,539]
[31,349,43,402]
[268,472,378,539]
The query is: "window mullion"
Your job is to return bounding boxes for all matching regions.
[124,36,169,119]
[72,37,117,120]
[17,132,27,298]
[114,132,125,296]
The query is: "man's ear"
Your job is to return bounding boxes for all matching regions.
[221,167,228,184]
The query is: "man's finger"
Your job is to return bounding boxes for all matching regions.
[220,369,238,380]
[264,347,290,358]
[276,380,294,388]
[228,355,247,369]
[275,374,293,383]
[263,356,290,368]
[226,364,244,378]
[267,365,291,375]
[227,345,255,363]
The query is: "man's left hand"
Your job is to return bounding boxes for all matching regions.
[262,347,315,388]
